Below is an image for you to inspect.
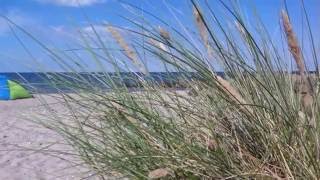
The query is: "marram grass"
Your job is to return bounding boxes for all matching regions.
[14,0,320,179]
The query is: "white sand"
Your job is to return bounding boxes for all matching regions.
[0,95,93,180]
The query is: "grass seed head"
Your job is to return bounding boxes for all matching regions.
[159,27,171,41]
[281,10,305,75]
[193,5,213,57]
[107,25,148,74]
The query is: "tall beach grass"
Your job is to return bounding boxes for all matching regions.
[8,0,320,179]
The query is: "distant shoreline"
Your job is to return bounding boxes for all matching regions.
[0,71,317,94]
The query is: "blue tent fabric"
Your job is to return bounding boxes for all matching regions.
[0,75,10,100]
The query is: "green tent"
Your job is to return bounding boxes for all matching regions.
[8,80,32,100]
[0,75,32,100]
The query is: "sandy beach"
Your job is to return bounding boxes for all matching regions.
[0,95,92,180]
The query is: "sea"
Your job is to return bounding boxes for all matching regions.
[0,72,209,94]
[1,71,312,94]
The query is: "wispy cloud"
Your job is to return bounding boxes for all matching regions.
[0,9,79,47]
[81,24,107,35]
[0,9,35,36]
[49,24,108,40]
[35,0,106,7]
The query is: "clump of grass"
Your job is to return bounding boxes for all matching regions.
[17,0,320,179]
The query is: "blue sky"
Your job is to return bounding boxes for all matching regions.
[0,0,319,72]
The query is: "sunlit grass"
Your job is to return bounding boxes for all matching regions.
[7,0,320,179]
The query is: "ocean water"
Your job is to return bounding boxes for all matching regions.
[0,72,210,94]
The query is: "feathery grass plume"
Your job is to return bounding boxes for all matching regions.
[281,10,313,113]
[158,26,171,41]
[282,10,316,157]
[281,10,305,75]
[107,25,148,74]
[215,75,253,115]
[149,38,168,52]
[193,5,213,57]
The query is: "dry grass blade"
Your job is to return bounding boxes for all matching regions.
[148,168,172,179]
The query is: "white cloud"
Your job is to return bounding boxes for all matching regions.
[49,24,107,40]
[46,24,113,47]
[82,25,107,34]
[0,10,78,47]
[36,0,106,7]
